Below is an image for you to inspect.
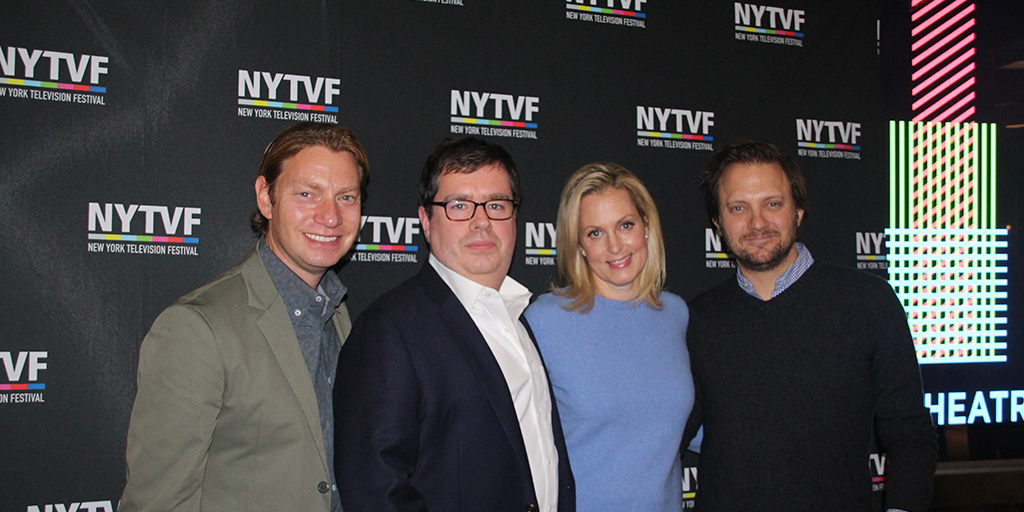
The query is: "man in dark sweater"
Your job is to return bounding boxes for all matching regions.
[686,141,937,511]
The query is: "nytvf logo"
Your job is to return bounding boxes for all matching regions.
[568,0,646,10]
[682,465,698,495]
[856,232,885,255]
[855,231,887,270]
[1,351,47,384]
[1,46,108,84]
[238,70,341,105]
[359,216,421,246]
[734,2,805,32]
[796,119,861,146]
[870,453,887,490]
[637,106,714,135]
[525,222,556,266]
[704,228,735,268]
[451,90,539,123]
[88,202,201,236]
[28,501,115,512]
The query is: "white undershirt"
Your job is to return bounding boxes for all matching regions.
[429,255,558,512]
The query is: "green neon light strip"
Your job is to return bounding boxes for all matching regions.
[887,121,1006,364]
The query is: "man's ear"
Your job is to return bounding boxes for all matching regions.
[418,205,431,243]
[255,176,272,220]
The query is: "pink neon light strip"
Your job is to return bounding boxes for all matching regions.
[912,1,974,43]
[909,123,961,175]
[912,18,975,66]
[913,79,975,121]
[929,90,976,122]
[924,127,974,175]
[940,196,975,228]
[912,50,974,96]
[912,0,967,33]
[912,33,975,81]
[912,63,974,110]
[912,0,942,19]
[907,123,975,222]
[951,105,976,123]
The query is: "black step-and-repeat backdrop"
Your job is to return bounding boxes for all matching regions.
[2,1,1021,510]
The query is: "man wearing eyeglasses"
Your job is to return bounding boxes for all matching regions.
[334,137,575,512]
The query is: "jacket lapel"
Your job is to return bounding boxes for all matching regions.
[418,265,534,480]
[240,249,330,471]
[332,301,352,346]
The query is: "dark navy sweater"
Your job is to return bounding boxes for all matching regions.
[687,262,937,511]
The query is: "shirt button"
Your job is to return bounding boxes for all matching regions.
[317,481,330,493]
[503,327,510,333]
[316,295,323,302]
[294,309,302,317]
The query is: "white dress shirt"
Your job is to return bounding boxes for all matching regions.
[429,255,559,512]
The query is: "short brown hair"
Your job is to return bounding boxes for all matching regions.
[702,141,807,226]
[417,137,521,219]
[250,123,369,235]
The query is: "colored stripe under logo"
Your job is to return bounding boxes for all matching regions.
[357,244,418,252]
[88,233,199,244]
[736,25,804,37]
[638,131,714,141]
[567,5,646,18]
[238,98,339,113]
[0,383,46,390]
[798,141,861,150]
[526,249,556,256]
[0,77,106,93]
[450,117,538,129]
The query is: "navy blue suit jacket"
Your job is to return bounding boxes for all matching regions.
[334,264,575,512]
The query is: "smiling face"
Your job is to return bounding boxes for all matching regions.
[714,161,803,278]
[578,187,649,301]
[256,145,362,288]
[418,164,517,290]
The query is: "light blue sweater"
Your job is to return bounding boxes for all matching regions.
[526,292,695,512]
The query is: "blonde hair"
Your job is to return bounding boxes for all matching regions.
[553,162,666,313]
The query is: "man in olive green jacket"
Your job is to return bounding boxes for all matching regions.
[120,123,368,512]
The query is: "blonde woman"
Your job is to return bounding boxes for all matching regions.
[525,162,696,512]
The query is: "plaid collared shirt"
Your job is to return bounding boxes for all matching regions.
[736,242,814,299]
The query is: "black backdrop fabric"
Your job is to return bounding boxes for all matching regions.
[1,1,1020,510]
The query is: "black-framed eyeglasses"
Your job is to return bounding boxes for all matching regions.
[428,199,519,221]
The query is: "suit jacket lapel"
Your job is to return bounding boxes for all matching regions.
[417,265,534,480]
[522,315,575,500]
[333,301,352,345]
[240,249,330,471]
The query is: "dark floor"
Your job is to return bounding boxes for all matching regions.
[930,460,1024,511]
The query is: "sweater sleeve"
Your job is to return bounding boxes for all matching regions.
[870,281,939,512]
